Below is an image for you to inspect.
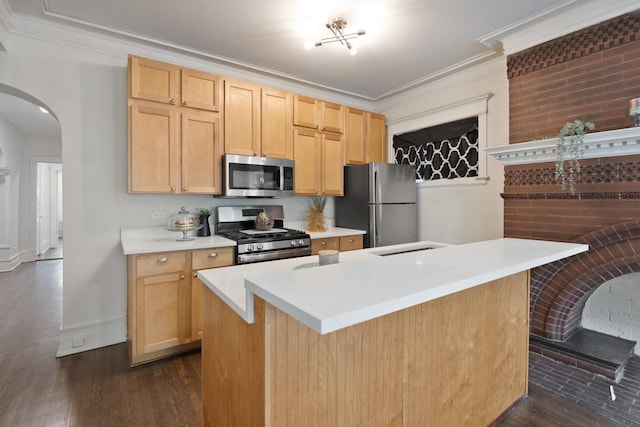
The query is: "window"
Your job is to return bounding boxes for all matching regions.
[386,93,491,187]
[394,117,478,181]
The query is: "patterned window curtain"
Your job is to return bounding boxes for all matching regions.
[393,117,479,181]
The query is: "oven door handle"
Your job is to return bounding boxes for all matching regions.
[237,247,312,264]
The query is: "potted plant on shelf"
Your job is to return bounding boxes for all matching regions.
[555,120,595,195]
[195,208,213,237]
[307,196,327,232]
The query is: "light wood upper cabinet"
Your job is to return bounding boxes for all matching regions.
[345,107,366,165]
[293,128,321,195]
[320,101,344,133]
[224,79,261,157]
[294,128,344,196]
[181,111,222,194]
[293,95,344,134]
[181,68,222,112]
[293,95,319,129]
[129,56,179,105]
[261,88,293,159]
[321,132,344,196]
[129,102,179,193]
[366,112,387,163]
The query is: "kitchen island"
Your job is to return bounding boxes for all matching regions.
[198,238,587,426]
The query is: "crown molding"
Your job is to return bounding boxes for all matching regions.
[478,0,640,56]
[485,127,640,166]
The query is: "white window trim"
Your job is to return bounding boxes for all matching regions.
[386,93,492,188]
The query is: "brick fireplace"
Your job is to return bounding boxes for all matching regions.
[492,10,640,381]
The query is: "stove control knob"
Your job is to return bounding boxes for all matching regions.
[290,240,297,247]
[247,244,254,252]
[298,239,304,246]
[257,243,263,250]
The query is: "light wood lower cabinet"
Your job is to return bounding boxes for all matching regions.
[311,234,363,255]
[127,246,234,366]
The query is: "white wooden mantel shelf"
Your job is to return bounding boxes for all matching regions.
[485,127,640,166]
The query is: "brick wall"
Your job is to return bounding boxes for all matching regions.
[509,11,640,144]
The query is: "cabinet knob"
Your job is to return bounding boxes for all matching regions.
[321,241,326,246]
[254,151,258,156]
[183,186,188,191]
[193,272,198,278]
[208,252,218,258]
[171,187,176,192]
[170,98,176,105]
[349,239,354,243]
[262,152,266,156]
[180,274,185,280]
[182,101,187,106]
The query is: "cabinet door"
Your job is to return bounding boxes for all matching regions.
[294,128,321,195]
[366,112,387,163]
[339,235,363,251]
[262,88,293,159]
[136,272,188,354]
[129,102,179,193]
[181,68,222,112]
[311,237,340,254]
[321,132,345,196]
[129,56,179,105]
[181,111,222,194]
[320,101,344,134]
[191,273,204,342]
[224,80,261,156]
[293,94,319,130]
[345,107,366,165]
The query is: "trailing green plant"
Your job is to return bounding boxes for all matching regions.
[554,120,595,195]
[195,207,212,216]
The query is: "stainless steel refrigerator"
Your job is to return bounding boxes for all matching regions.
[335,163,418,248]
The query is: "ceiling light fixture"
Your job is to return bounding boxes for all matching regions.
[309,17,365,55]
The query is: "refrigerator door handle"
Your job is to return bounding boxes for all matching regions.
[370,165,378,204]
[369,204,377,248]
[375,204,382,246]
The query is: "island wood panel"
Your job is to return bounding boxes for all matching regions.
[202,270,529,426]
[203,289,266,427]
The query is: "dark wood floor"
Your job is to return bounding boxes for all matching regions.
[0,260,621,426]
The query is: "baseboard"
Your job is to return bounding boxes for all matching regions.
[0,251,32,272]
[57,316,127,357]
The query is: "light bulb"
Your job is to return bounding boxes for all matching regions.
[303,40,314,50]
[349,46,358,56]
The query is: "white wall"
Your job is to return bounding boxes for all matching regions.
[0,116,24,267]
[376,58,508,244]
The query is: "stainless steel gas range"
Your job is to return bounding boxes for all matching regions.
[215,205,311,264]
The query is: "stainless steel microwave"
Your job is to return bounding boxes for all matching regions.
[222,154,295,197]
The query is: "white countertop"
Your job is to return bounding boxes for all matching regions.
[198,238,588,335]
[120,226,366,255]
[121,227,235,255]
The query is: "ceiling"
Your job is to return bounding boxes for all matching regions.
[6,0,577,101]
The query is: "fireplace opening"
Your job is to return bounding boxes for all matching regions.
[529,221,640,382]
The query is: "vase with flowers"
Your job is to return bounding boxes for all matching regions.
[307,196,327,232]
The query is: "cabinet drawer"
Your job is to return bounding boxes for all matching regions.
[311,237,339,255]
[192,247,235,270]
[136,252,187,276]
[339,235,363,252]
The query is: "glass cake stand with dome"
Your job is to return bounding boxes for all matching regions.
[166,207,202,241]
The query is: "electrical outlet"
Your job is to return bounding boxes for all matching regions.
[72,338,85,348]
[151,211,166,220]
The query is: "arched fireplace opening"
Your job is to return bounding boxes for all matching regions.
[529,221,640,382]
